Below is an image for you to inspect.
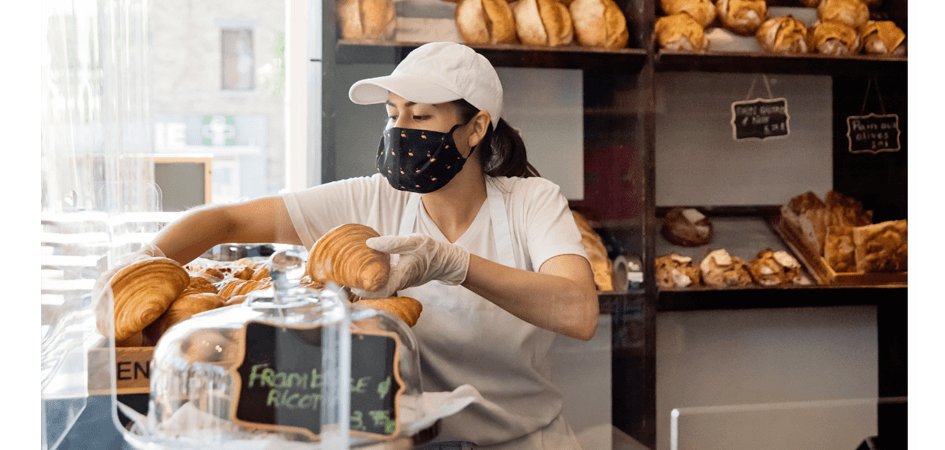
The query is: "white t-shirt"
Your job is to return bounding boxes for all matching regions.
[283,173,589,448]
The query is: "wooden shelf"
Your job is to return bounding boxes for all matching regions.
[655,50,907,76]
[332,40,649,71]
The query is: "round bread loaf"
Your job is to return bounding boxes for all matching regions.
[661,207,713,247]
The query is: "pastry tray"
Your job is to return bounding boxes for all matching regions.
[771,215,907,287]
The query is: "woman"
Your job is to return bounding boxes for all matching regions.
[134,42,598,449]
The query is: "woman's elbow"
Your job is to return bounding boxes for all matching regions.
[567,290,599,341]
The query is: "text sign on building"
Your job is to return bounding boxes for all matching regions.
[846,113,901,154]
[731,98,790,141]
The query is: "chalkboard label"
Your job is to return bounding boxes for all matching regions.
[731,98,790,141]
[231,321,404,440]
[846,113,901,154]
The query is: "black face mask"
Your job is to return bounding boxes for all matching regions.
[376,124,469,193]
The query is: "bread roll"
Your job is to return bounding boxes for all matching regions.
[95,257,190,343]
[572,211,613,291]
[513,0,574,47]
[656,254,701,288]
[217,278,272,299]
[859,20,907,56]
[756,15,809,54]
[356,297,424,327]
[808,20,861,55]
[660,0,716,28]
[700,249,753,287]
[748,248,803,286]
[337,0,396,41]
[853,220,907,272]
[569,0,629,49]
[716,0,767,36]
[306,223,391,292]
[655,13,707,51]
[661,207,712,247]
[817,0,869,29]
[455,0,518,45]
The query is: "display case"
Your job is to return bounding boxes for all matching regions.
[315,0,908,448]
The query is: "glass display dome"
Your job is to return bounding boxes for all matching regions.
[129,250,424,449]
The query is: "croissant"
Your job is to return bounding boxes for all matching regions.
[756,15,809,54]
[356,297,423,327]
[455,0,518,45]
[660,0,716,28]
[181,276,219,296]
[306,223,391,292]
[513,0,574,47]
[143,292,226,344]
[250,264,271,281]
[231,266,255,280]
[217,278,272,298]
[716,0,767,36]
[95,257,190,343]
[569,0,629,49]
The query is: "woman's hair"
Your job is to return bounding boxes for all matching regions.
[452,99,540,178]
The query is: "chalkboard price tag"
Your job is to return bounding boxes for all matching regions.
[846,113,901,154]
[731,98,790,141]
[231,321,404,440]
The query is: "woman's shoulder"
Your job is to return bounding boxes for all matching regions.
[490,175,565,199]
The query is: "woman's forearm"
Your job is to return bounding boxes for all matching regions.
[461,254,599,341]
[152,206,236,264]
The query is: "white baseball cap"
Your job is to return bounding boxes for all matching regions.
[349,42,503,128]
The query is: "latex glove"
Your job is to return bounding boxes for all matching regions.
[354,234,470,299]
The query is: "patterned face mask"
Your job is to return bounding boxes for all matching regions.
[376,124,469,193]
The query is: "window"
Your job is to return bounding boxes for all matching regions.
[222,29,254,90]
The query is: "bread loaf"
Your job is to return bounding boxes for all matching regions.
[655,254,701,288]
[716,0,767,36]
[660,0,716,28]
[337,0,397,41]
[455,0,518,44]
[356,296,424,327]
[95,257,190,343]
[826,190,873,229]
[825,226,857,273]
[661,207,712,247]
[756,15,809,54]
[817,0,869,29]
[569,0,629,49]
[306,223,391,292]
[860,20,907,56]
[700,249,753,287]
[748,248,803,286]
[655,13,707,51]
[512,0,574,47]
[782,191,829,257]
[572,211,613,291]
[853,220,907,272]
[808,20,861,55]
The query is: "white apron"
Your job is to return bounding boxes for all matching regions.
[397,180,582,450]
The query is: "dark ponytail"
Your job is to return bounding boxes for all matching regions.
[452,100,540,178]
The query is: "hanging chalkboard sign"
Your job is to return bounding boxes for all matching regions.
[731,98,790,141]
[846,113,901,154]
[231,321,404,440]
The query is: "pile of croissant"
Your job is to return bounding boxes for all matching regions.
[95,223,423,348]
[654,0,905,56]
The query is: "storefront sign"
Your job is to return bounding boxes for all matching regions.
[731,98,790,141]
[232,321,403,439]
[846,113,901,154]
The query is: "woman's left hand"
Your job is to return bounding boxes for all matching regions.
[354,233,470,299]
